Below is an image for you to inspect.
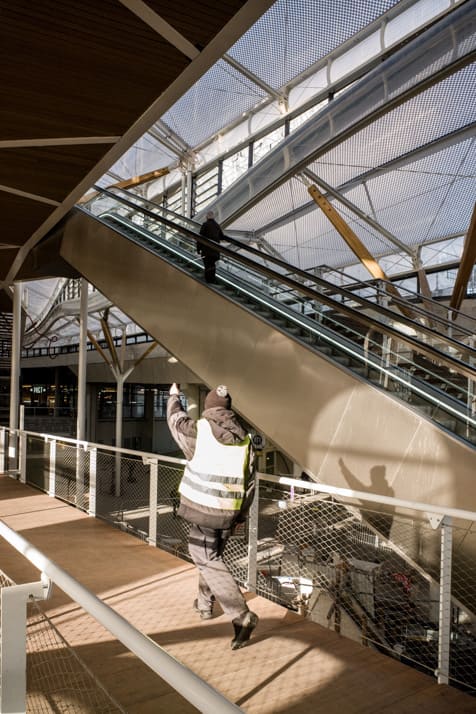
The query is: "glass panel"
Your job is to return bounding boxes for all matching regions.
[330,32,381,82]
[222,148,250,190]
[252,126,286,164]
[385,0,450,47]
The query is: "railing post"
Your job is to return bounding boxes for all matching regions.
[8,431,18,475]
[437,515,453,685]
[468,338,475,438]
[148,459,158,547]
[19,430,27,485]
[88,447,97,517]
[48,438,56,497]
[76,445,86,510]
[246,475,259,592]
[0,576,51,713]
[19,406,26,484]
[0,428,6,473]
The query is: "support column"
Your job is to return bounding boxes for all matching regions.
[115,373,125,496]
[181,172,187,216]
[76,278,88,441]
[9,283,22,472]
[450,201,476,313]
[76,279,88,507]
[9,283,22,432]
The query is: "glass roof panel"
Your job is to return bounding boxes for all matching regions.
[228,177,310,232]
[305,64,476,188]
[160,60,267,148]
[23,1,476,342]
[97,133,177,186]
[227,0,401,90]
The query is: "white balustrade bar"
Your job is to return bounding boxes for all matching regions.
[0,520,242,714]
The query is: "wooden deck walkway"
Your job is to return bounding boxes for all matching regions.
[0,475,474,713]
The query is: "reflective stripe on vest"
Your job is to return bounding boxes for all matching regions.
[179,418,250,512]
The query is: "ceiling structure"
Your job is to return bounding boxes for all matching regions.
[130,0,476,286]
[2,0,475,347]
[0,0,274,297]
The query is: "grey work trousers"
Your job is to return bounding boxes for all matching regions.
[188,524,248,620]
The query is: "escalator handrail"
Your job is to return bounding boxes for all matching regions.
[93,186,476,349]
[84,209,476,430]
[80,191,476,382]
[315,263,476,338]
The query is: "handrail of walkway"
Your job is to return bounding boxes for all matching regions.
[10,427,187,464]
[258,472,476,523]
[0,519,242,714]
[6,426,476,522]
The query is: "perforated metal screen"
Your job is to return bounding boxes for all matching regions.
[228,0,401,90]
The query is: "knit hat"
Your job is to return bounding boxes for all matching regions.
[204,384,231,410]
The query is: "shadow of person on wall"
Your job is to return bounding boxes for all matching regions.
[338,457,395,539]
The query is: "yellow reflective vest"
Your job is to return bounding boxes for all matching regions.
[179,418,250,515]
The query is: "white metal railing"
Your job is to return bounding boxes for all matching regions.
[1,425,476,698]
[247,474,476,688]
[0,517,241,714]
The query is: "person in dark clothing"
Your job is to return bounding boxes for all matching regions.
[167,382,258,650]
[198,210,225,283]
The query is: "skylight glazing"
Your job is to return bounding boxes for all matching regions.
[25,0,476,342]
[160,59,267,148]
[227,0,401,90]
[99,133,177,187]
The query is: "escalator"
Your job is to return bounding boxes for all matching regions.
[53,187,475,519]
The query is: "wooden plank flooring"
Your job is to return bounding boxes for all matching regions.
[0,475,475,713]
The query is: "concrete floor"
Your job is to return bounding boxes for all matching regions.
[0,475,475,713]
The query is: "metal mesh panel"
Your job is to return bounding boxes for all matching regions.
[0,571,123,713]
[251,481,476,694]
[224,526,250,587]
[26,602,124,713]
[231,65,475,270]
[107,132,176,186]
[230,177,310,232]
[228,0,400,90]
[262,206,355,270]
[154,462,190,558]
[25,435,49,491]
[54,443,87,508]
[95,452,151,542]
[305,67,476,241]
[15,431,476,694]
[450,525,476,691]
[163,60,266,148]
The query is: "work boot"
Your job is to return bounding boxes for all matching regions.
[193,597,214,620]
[231,611,259,650]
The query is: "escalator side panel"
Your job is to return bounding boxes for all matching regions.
[60,211,476,516]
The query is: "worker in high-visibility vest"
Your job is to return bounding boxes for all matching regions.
[167,382,258,650]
